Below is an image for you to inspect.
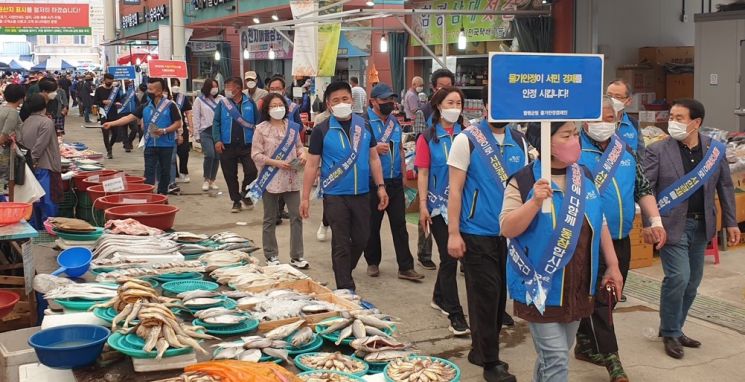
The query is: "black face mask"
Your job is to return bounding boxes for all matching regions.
[489,122,508,129]
[378,102,395,116]
[86,79,92,82]
[147,92,157,100]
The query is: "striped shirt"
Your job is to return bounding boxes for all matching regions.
[351,86,367,114]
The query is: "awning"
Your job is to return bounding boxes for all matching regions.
[31,58,76,71]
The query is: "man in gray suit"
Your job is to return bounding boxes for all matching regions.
[643,98,741,359]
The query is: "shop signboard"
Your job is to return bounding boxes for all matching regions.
[0,3,91,35]
[107,66,136,80]
[191,0,234,10]
[409,0,541,46]
[240,28,293,60]
[149,60,188,78]
[488,53,604,122]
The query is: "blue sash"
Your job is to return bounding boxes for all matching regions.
[199,95,218,111]
[591,134,626,195]
[145,97,172,144]
[462,124,510,192]
[427,124,461,224]
[116,87,136,114]
[508,163,587,314]
[175,93,186,110]
[221,97,253,129]
[103,86,120,115]
[368,109,397,144]
[321,117,365,194]
[246,123,300,202]
[657,140,725,215]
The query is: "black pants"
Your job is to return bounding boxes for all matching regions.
[176,141,190,175]
[418,224,433,261]
[431,216,464,317]
[462,234,508,369]
[362,178,414,271]
[577,236,631,354]
[324,194,371,291]
[219,144,257,202]
[124,120,140,150]
[100,125,117,154]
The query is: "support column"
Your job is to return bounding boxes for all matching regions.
[103,0,117,68]
[171,0,186,62]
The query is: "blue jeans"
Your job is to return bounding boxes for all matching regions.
[200,130,220,181]
[528,321,580,382]
[659,218,707,337]
[144,146,174,195]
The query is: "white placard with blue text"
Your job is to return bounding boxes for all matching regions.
[488,53,604,122]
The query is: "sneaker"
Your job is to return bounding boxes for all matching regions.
[242,198,254,210]
[603,353,629,382]
[398,269,425,281]
[483,364,516,382]
[231,202,242,213]
[430,300,449,317]
[418,258,437,270]
[448,314,471,336]
[167,184,181,195]
[209,182,219,190]
[202,181,210,192]
[266,257,280,266]
[367,265,380,277]
[316,224,330,242]
[106,152,113,159]
[290,258,310,269]
[177,174,190,183]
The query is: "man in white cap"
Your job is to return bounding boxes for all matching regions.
[244,71,268,104]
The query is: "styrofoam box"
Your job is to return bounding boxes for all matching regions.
[41,311,108,330]
[0,327,41,382]
[132,351,197,372]
[18,363,74,382]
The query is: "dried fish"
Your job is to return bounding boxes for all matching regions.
[386,357,456,382]
[290,326,315,348]
[264,319,305,340]
[298,352,366,374]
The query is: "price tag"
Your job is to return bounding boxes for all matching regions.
[121,198,147,204]
[102,176,125,192]
[86,175,100,182]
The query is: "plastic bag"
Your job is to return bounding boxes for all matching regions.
[13,164,46,203]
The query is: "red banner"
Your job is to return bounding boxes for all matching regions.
[0,3,90,35]
[148,60,189,78]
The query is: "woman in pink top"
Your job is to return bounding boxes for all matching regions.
[251,93,309,269]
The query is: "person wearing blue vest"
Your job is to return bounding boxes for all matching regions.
[103,77,182,195]
[606,79,645,160]
[415,87,470,336]
[446,86,527,382]
[115,79,140,153]
[360,83,424,282]
[644,99,740,359]
[212,77,259,213]
[500,122,624,382]
[574,96,667,381]
[301,81,389,292]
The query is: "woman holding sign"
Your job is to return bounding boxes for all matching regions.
[250,93,309,269]
[500,122,624,382]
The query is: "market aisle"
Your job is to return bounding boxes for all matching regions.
[60,115,745,381]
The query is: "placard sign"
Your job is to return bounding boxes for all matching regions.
[148,59,188,78]
[107,66,136,80]
[102,174,126,193]
[488,53,604,122]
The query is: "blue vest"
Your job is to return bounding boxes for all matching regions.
[143,99,176,148]
[320,114,373,196]
[617,113,638,152]
[460,123,527,236]
[424,123,461,213]
[217,94,257,145]
[579,131,637,239]
[366,107,402,180]
[507,161,604,307]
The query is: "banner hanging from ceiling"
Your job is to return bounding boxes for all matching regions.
[0,3,91,35]
[290,0,318,76]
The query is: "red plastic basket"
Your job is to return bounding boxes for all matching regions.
[0,202,32,226]
[86,183,155,203]
[104,204,179,231]
[0,290,20,318]
[93,193,168,211]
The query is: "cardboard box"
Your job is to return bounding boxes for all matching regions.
[638,110,670,123]
[666,73,694,101]
[638,46,694,66]
[251,293,361,332]
[616,65,655,94]
[630,243,654,269]
[626,92,656,113]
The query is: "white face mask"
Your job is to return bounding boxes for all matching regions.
[331,103,353,119]
[668,120,692,141]
[224,89,234,98]
[269,106,286,120]
[171,86,180,94]
[47,91,58,99]
[210,88,219,96]
[246,81,256,89]
[586,122,616,142]
[270,90,283,95]
[441,108,461,123]
[611,97,625,113]
[415,86,423,93]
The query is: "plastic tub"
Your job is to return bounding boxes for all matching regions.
[51,247,92,278]
[28,324,110,369]
[79,175,146,193]
[0,203,32,226]
[0,290,20,318]
[86,183,155,203]
[104,204,179,231]
[72,170,118,190]
[92,193,168,212]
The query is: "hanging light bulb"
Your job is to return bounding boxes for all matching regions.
[268,46,276,60]
[253,17,260,24]
[379,34,388,53]
[214,50,221,61]
[271,13,279,21]
[366,1,375,6]
[458,27,467,50]
[135,57,142,65]
[146,54,152,62]
[243,48,250,60]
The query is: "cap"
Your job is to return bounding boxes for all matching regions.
[370,83,397,99]
[244,71,257,80]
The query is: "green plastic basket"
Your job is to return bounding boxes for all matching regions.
[192,317,259,336]
[287,333,324,356]
[298,370,366,382]
[154,272,204,282]
[383,356,460,382]
[162,280,219,295]
[107,332,197,359]
[53,227,104,242]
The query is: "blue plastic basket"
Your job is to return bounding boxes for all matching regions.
[28,325,110,369]
[161,280,219,295]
